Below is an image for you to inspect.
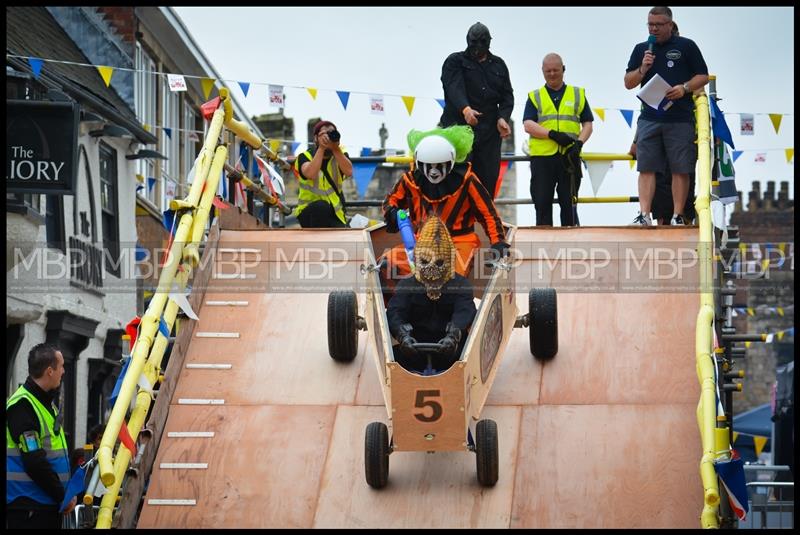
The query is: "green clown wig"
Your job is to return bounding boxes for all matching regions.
[407,125,474,163]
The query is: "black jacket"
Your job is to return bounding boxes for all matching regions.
[439,49,514,136]
[6,378,66,509]
[387,274,477,342]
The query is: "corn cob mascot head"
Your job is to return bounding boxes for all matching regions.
[414,216,456,301]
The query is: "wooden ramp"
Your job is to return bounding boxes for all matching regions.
[137,227,703,528]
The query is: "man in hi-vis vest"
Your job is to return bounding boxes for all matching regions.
[523,53,594,226]
[293,120,353,228]
[7,343,75,528]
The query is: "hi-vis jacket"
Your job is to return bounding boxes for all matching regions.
[528,84,586,156]
[293,151,350,224]
[6,385,70,505]
[383,163,505,244]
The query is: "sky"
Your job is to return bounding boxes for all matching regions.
[174,6,794,226]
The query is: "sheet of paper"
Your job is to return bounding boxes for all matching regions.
[637,73,674,110]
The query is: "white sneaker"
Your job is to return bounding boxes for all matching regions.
[631,212,652,226]
[670,214,686,225]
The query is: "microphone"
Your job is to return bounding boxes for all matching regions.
[647,35,657,53]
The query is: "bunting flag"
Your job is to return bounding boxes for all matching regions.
[108,356,131,408]
[754,153,766,163]
[164,127,172,139]
[401,96,416,116]
[135,244,149,262]
[768,113,783,134]
[494,160,513,197]
[732,150,743,162]
[143,123,151,132]
[168,281,199,320]
[28,57,43,79]
[188,131,200,142]
[585,161,613,195]
[714,142,737,204]
[740,113,754,135]
[147,177,156,193]
[593,107,605,121]
[211,196,228,211]
[97,66,114,87]
[124,317,141,351]
[714,451,749,521]
[60,463,88,512]
[786,148,794,163]
[620,109,634,128]
[291,141,301,155]
[269,84,285,107]
[268,139,282,154]
[307,87,318,100]
[352,162,378,198]
[167,74,187,92]
[360,147,372,157]
[336,90,350,110]
[200,96,221,121]
[162,208,177,236]
[370,95,385,114]
[710,98,735,149]
[238,81,250,98]
[436,99,446,109]
[629,160,636,170]
[201,78,216,100]
[118,419,137,458]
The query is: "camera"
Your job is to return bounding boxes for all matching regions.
[326,129,341,142]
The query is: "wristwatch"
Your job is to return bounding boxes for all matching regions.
[682,82,691,94]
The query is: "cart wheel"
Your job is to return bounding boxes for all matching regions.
[365,422,390,489]
[327,290,358,362]
[476,419,498,487]
[529,288,558,361]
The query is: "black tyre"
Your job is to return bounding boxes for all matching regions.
[529,288,558,361]
[365,422,390,489]
[327,290,358,362]
[475,419,499,487]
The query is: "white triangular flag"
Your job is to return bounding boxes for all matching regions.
[138,373,154,395]
[168,282,199,320]
[765,333,774,343]
[585,161,612,195]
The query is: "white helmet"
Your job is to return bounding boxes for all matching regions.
[414,135,456,184]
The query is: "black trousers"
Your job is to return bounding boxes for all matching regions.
[297,200,347,228]
[530,155,578,226]
[6,507,61,529]
[468,129,502,199]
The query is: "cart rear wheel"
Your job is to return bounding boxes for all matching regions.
[476,419,498,487]
[365,422,390,489]
[529,288,558,361]
[327,290,358,362]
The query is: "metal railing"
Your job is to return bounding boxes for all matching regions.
[740,465,794,529]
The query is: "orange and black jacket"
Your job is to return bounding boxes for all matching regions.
[383,162,505,244]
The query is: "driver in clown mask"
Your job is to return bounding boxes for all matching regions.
[439,22,514,199]
[387,216,477,372]
[382,125,509,281]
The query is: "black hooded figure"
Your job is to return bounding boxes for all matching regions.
[439,22,514,198]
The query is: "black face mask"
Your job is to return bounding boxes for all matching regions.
[468,39,490,59]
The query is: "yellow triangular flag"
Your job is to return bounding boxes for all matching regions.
[401,96,416,116]
[629,160,636,170]
[747,308,755,316]
[777,330,785,340]
[768,113,783,134]
[269,139,281,153]
[307,87,318,100]
[593,108,605,121]
[785,148,794,163]
[761,259,770,271]
[745,341,751,349]
[732,431,739,443]
[777,307,784,317]
[753,435,768,457]
[136,174,145,183]
[201,78,216,100]
[143,124,151,132]
[97,66,114,87]
[778,242,786,254]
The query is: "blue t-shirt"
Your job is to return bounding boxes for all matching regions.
[626,35,708,123]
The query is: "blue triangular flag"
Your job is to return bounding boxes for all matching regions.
[164,127,172,140]
[620,109,634,128]
[291,141,301,155]
[360,147,372,157]
[436,99,446,109]
[147,177,156,193]
[336,91,350,110]
[136,184,145,193]
[28,57,44,79]
[135,244,149,262]
[60,463,88,512]
[162,208,177,236]
[108,356,131,408]
[239,144,250,173]
[238,81,250,98]
[710,98,735,150]
[158,317,170,339]
[714,451,749,521]
[732,150,743,162]
[352,162,378,199]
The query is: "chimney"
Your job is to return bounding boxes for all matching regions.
[734,191,743,213]
[748,181,761,211]
[763,181,776,211]
[777,181,789,210]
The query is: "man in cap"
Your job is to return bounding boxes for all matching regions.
[387,217,477,373]
[440,22,514,198]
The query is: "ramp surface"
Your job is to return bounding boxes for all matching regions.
[137,227,703,528]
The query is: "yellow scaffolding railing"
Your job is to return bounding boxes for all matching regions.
[92,88,274,528]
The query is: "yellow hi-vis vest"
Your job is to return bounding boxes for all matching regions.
[293,150,349,224]
[528,85,586,157]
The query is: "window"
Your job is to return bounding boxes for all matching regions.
[99,141,120,277]
[45,194,65,253]
[183,99,198,191]
[134,43,157,204]
[161,77,180,212]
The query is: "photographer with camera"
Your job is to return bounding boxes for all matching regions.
[293,120,354,227]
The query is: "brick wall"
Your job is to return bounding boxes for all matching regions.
[96,7,135,44]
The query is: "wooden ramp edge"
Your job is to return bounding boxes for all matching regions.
[129,226,704,528]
